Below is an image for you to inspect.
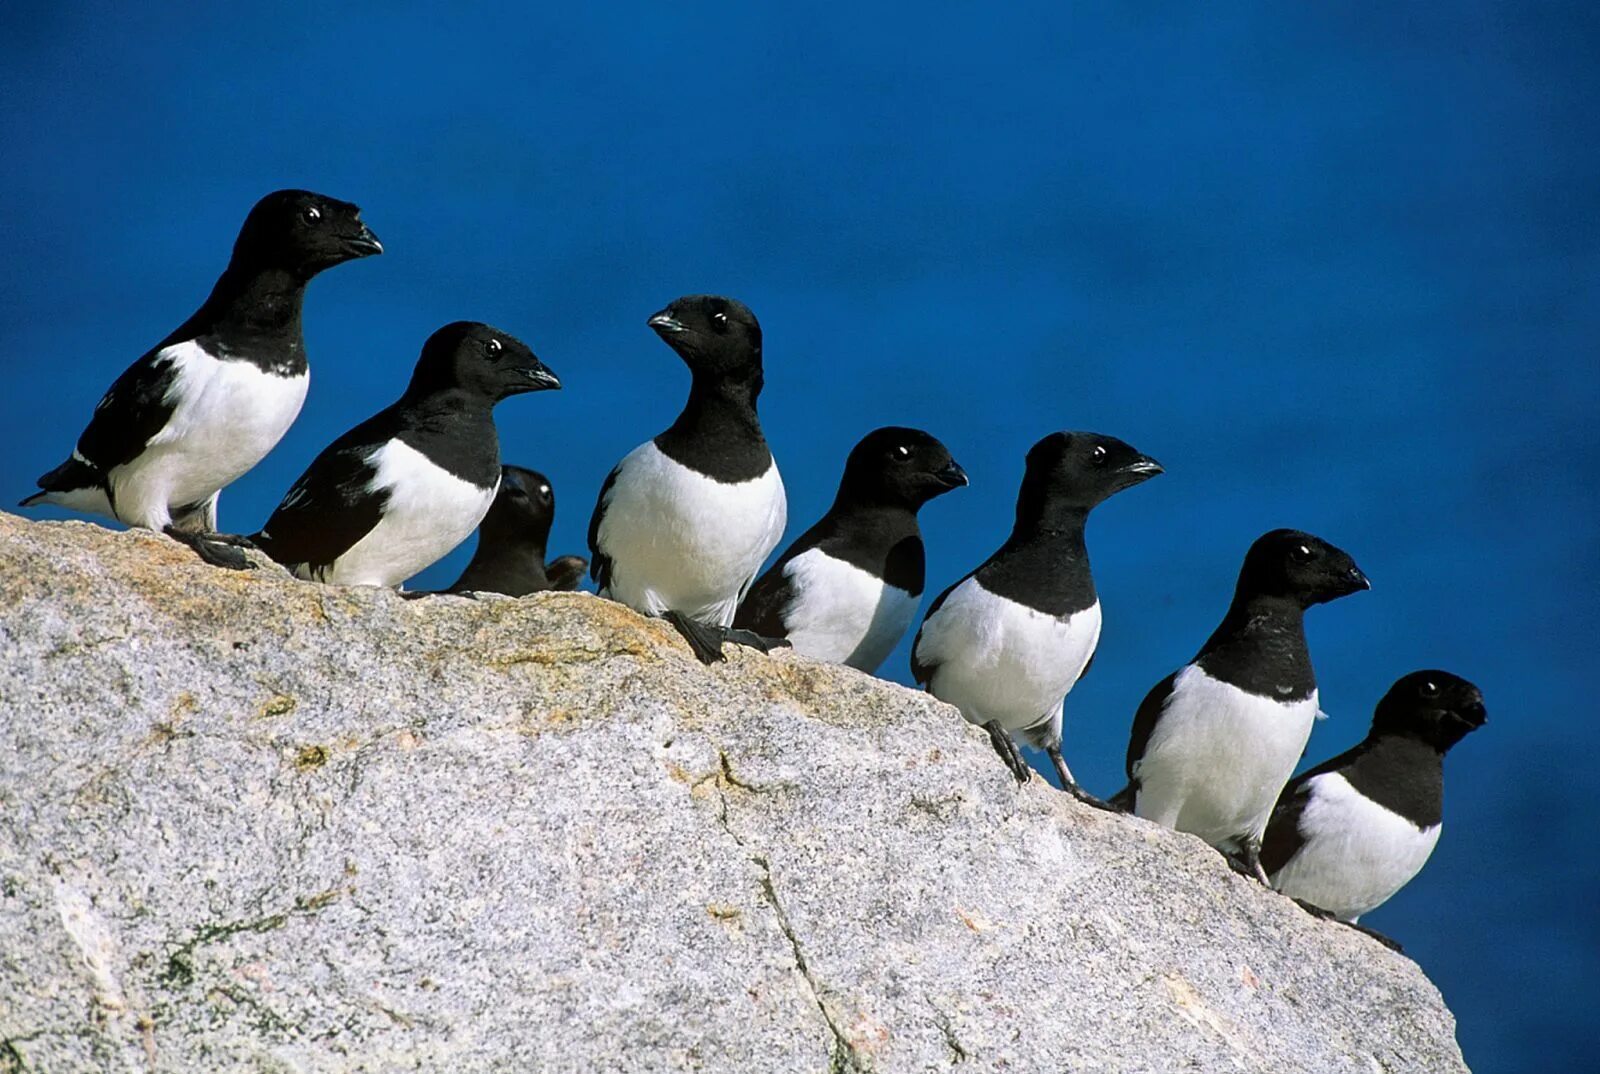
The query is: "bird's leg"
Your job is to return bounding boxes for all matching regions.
[724,627,792,654]
[1291,899,1404,953]
[984,721,1031,783]
[1240,836,1272,886]
[202,532,260,550]
[663,611,727,665]
[1047,747,1118,812]
[163,526,253,571]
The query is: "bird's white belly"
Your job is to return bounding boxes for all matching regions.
[919,579,1100,736]
[598,442,786,626]
[109,341,308,529]
[312,439,497,588]
[1269,772,1442,922]
[1134,665,1318,848]
[780,547,919,672]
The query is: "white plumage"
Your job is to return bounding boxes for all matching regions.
[107,341,308,529]
[779,547,920,672]
[596,441,786,626]
[297,438,497,587]
[916,577,1100,746]
[1268,772,1443,922]
[1133,664,1319,849]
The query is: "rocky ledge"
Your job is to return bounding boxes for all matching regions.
[0,513,1467,1073]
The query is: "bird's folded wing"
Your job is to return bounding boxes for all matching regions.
[75,346,184,472]
[585,463,622,588]
[256,442,385,571]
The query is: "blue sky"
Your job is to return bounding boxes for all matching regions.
[2,3,1596,1068]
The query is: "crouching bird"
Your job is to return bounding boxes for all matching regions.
[253,322,559,587]
[447,465,587,595]
[1261,670,1486,946]
[734,427,966,673]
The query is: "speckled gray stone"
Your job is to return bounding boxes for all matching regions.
[0,512,1468,1073]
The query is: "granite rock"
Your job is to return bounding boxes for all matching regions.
[0,513,1468,1072]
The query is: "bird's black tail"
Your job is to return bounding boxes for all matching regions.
[20,456,102,507]
[1107,783,1136,813]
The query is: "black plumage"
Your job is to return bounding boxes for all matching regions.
[447,466,587,596]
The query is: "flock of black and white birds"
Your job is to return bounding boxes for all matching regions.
[20,189,1487,949]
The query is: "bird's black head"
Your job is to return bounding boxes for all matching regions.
[481,464,556,544]
[647,295,762,381]
[1017,431,1163,522]
[232,190,382,277]
[839,427,968,510]
[406,322,561,403]
[1371,670,1487,753]
[1237,529,1370,608]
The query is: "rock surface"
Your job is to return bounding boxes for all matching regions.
[0,512,1467,1073]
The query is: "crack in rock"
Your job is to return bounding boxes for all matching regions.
[695,748,866,1072]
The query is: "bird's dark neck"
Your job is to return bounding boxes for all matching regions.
[975,510,1094,616]
[391,387,501,486]
[1341,732,1445,827]
[192,264,309,351]
[826,494,920,537]
[654,372,771,481]
[1196,592,1315,699]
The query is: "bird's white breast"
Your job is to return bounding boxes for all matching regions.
[916,577,1100,742]
[314,439,496,588]
[1133,664,1318,849]
[109,341,308,529]
[780,547,920,672]
[1269,772,1442,922]
[597,441,786,626]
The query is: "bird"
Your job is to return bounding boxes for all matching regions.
[734,427,967,673]
[1262,670,1486,935]
[20,189,382,569]
[1117,529,1371,883]
[445,465,587,596]
[588,295,786,664]
[252,322,560,588]
[910,431,1162,803]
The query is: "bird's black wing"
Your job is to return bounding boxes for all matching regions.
[1125,671,1179,782]
[586,464,621,588]
[733,560,796,638]
[253,427,388,573]
[909,577,963,687]
[74,344,186,473]
[1259,777,1314,875]
[1259,739,1371,874]
[544,555,588,592]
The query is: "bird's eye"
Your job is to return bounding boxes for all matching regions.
[1291,544,1315,563]
[1089,445,1108,466]
[486,338,503,356]
[713,311,728,324]
[1419,680,1440,698]
[303,205,321,223]
[893,445,912,460]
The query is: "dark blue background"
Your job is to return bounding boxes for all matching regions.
[3,3,1594,1068]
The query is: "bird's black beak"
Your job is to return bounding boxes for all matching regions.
[1453,699,1489,730]
[1116,454,1164,488]
[1346,565,1372,592]
[343,222,383,257]
[936,461,969,489]
[648,309,686,337]
[516,361,561,392]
